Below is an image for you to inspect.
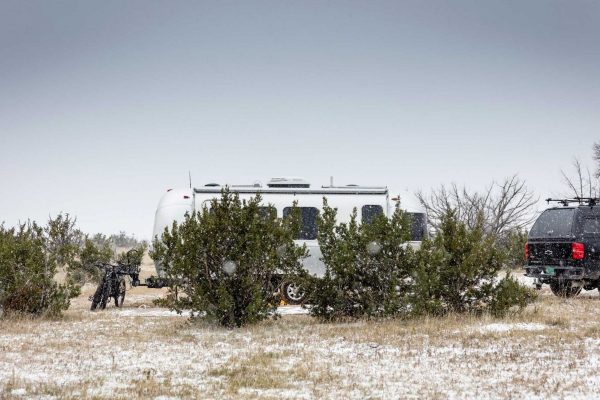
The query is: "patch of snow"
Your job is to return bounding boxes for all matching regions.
[108,305,309,318]
[239,387,312,399]
[476,322,547,333]
[515,273,536,287]
[10,389,27,396]
[276,306,310,315]
[112,308,188,317]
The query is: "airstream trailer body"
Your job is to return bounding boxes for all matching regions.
[152,178,427,279]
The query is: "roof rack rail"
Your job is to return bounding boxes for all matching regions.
[545,197,599,206]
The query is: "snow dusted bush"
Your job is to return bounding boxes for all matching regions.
[67,236,113,285]
[150,189,307,327]
[308,205,535,322]
[150,192,534,326]
[68,234,147,285]
[306,200,415,321]
[489,275,536,317]
[0,214,82,317]
[108,231,145,248]
[410,210,535,317]
[498,228,528,270]
[115,242,147,267]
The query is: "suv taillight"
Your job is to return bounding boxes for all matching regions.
[572,242,585,260]
[524,243,529,260]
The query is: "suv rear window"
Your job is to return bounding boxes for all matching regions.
[529,209,575,238]
[583,217,600,235]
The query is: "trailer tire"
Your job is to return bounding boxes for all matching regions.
[281,281,306,305]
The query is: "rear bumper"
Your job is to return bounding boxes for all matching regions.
[524,266,585,280]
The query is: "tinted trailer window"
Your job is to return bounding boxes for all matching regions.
[283,207,319,240]
[257,206,277,220]
[361,205,384,225]
[529,209,575,238]
[409,213,427,241]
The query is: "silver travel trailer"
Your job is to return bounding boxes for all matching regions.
[152,177,427,300]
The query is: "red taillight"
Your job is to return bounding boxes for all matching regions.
[524,243,529,260]
[572,242,585,260]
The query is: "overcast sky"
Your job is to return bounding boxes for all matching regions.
[1,1,599,238]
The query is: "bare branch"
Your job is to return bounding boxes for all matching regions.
[417,175,538,239]
[594,142,600,179]
[561,157,599,198]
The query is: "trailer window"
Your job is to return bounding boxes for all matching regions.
[283,207,319,240]
[583,218,600,235]
[257,206,277,220]
[362,205,384,224]
[409,213,427,241]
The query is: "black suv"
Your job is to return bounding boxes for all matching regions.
[524,198,600,297]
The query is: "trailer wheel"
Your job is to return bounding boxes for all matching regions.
[550,282,581,298]
[114,278,126,307]
[281,281,305,305]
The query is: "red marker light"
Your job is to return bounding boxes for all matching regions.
[524,243,529,260]
[572,242,585,260]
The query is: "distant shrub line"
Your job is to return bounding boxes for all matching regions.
[0,190,535,324]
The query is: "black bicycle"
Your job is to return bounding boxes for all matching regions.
[90,249,142,311]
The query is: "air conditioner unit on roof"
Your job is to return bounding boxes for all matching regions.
[267,177,310,188]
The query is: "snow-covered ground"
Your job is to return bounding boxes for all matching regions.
[3,263,600,399]
[3,287,600,399]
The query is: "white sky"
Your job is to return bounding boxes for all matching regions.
[1,1,599,238]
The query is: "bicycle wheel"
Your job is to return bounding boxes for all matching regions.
[90,280,106,311]
[114,278,126,307]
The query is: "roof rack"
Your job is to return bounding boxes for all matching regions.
[545,197,599,206]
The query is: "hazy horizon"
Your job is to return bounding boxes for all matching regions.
[1,1,599,239]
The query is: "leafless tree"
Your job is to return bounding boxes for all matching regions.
[561,158,599,198]
[416,175,538,237]
[593,142,600,179]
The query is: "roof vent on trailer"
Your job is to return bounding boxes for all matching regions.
[204,183,220,187]
[267,177,310,188]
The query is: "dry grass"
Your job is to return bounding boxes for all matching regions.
[3,258,600,399]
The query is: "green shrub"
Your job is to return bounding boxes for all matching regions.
[115,243,147,266]
[498,229,528,269]
[409,238,447,316]
[489,275,537,317]
[0,215,82,317]
[108,231,144,248]
[150,189,306,327]
[306,200,414,321]
[411,210,535,317]
[68,237,113,285]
